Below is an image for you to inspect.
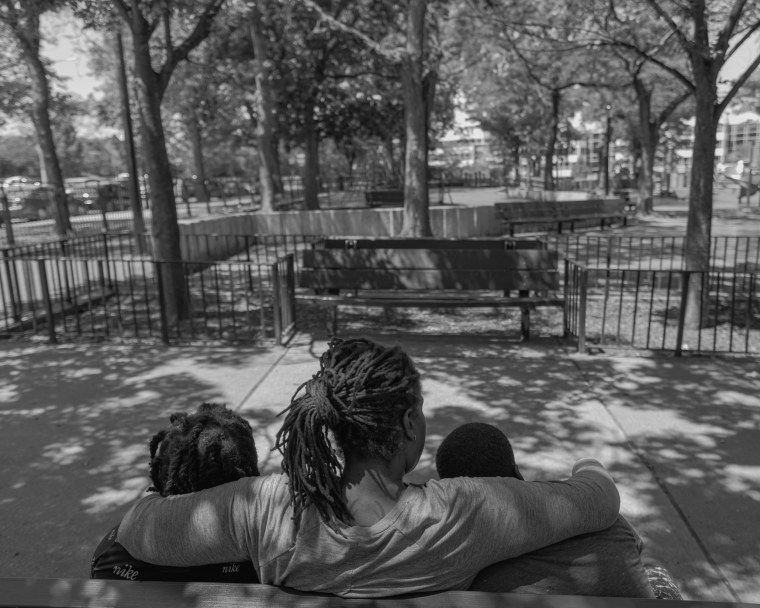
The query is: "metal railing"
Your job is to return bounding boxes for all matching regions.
[544,234,760,272]
[0,256,277,344]
[565,265,759,355]
[271,254,296,345]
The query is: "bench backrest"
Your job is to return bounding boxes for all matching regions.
[299,249,560,292]
[495,199,626,221]
[315,237,547,250]
[3,577,731,608]
[494,200,558,220]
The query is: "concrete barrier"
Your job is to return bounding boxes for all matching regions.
[178,205,500,261]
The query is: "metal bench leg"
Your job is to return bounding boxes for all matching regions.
[327,306,338,337]
[520,306,530,340]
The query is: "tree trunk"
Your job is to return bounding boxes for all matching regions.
[249,5,277,213]
[512,143,521,185]
[302,100,320,210]
[186,114,210,204]
[683,73,718,329]
[26,53,70,235]
[132,22,188,324]
[543,88,560,191]
[634,78,656,214]
[638,137,656,214]
[400,0,431,237]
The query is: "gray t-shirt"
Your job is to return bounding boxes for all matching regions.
[118,464,619,598]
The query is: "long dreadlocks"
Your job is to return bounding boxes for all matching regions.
[148,402,259,497]
[275,338,421,525]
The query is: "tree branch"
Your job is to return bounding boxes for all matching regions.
[655,89,692,130]
[642,0,692,53]
[718,52,760,115]
[110,0,131,26]
[289,0,404,63]
[715,0,749,58]
[592,39,694,91]
[725,19,760,63]
[159,0,226,96]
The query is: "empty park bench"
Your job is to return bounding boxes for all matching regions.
[364,188,404,207]
[495,199,628,236]
[297,242,563,339]
[1,577,731,608]
[313,236,548,250]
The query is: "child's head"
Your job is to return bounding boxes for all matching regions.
[148,402,259,497]
[436,422,523,480]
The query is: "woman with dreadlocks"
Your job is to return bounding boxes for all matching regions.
[117,337,621,598]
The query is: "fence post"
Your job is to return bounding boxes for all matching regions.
[562,258,569,337]
[2,248,20,321]
[154,261,170,345]
[675,271,691,357]
[37,260,57,344]
[578,268,588,353]
[271,259,282,344]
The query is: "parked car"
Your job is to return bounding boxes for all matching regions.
[7,186,88,221]
[65,178,131,212]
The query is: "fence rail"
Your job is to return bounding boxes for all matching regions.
[566,265,760,355]
[544,234,760,272]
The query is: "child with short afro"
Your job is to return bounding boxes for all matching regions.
[91,402,259,582]
[436,422,680,599]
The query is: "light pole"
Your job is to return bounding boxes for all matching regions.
[603,104,612,196]
[115,29,146,254]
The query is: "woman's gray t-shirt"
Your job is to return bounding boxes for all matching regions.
[118,465,619,598]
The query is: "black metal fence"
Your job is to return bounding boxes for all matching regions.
[0,256,277,344]
[544,234,760,272]
[2,231,759,354]
[563,264,760,355]
[271,254,296,345]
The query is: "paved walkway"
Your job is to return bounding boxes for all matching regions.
[0,333,757,602]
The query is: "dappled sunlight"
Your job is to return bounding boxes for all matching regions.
[0,340,283,579]
[40,440,87,466]
[81,476,148,515]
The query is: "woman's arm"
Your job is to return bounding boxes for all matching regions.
[117,476,270,567]
[452,458,621,565]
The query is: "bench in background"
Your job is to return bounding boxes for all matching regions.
[494,199,628,236]
[364,189,404,207]
[314,236,548,250]
[297,247,564,339]
[2,577,729,608]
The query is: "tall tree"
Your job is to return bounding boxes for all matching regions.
[78,0,227,323]
[636,0,760,325]
[0,0,71,235]
[586,1,693,212]
[294,0,444,235]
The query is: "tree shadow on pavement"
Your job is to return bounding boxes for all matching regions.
[0,342,280,580]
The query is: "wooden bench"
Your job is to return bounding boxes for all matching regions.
[1,577,726,608]
[314,236,547,250]
[297,247,564,339]
[364,189,404,207]
[494,199,628,236]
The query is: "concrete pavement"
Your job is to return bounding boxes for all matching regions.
[0,332,757,602]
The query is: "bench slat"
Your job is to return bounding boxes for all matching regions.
[0,578,747,608]
[302,249,558,271]
[316,238,547,250]
[299,294,565,308]
[299,269,559,291]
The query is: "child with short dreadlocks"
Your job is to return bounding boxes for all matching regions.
[117,337,622,598]
[91,402,259,583]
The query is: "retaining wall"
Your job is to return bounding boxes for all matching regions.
[178,205,500,261]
